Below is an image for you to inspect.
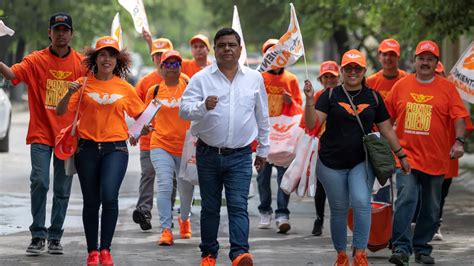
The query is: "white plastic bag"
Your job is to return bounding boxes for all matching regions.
[280,133,312,195]
[178,130,199,186]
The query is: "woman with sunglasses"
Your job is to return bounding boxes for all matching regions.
[146,50,193,246]
[57,36,146,265]
[303,49,410,266]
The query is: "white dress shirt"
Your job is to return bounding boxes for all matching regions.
[179,63,270,157]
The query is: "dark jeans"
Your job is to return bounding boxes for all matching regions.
[392,169,444,255]
[29,144,73,240]
[196,142,252,261]
[75,139,128,252]
[314,179,326,220]
[256,163,290,219]
[412,178,452,228]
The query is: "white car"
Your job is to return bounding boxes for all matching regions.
[0,78,12,152]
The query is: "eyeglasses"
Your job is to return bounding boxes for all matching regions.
[162,61,181,69]
[343,65,364,74]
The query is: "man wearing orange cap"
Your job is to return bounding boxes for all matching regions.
[182,34,212,77]
[0,12,84,255]
[367,38,408,204]
[132,32,186,231]
[256,38,302,234]
[386,40,469,265]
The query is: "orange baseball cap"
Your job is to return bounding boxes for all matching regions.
[415,40,440,58]
[341,49,366,68]
[160,50,182,64]
[319,61,339,77]
[435,61,444,74]
[95,36,120,52]
[150,38,173,56]
[262,39,279,54]
[189,34,210,50]
[378,38,400,56]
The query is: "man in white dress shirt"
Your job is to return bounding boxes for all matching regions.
[180,28,270,266]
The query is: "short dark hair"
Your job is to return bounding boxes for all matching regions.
[213,28,241,47]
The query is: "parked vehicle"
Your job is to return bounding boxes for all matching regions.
[0,77,12,152]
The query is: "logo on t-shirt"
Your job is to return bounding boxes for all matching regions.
[45,70,73,109]
[338,102,369,116]
[273,122,297,133]
[404,93,434,134]
[87,92,124,105]
[410,93,433,103]
[160,98,180,108]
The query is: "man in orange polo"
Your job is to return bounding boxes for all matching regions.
[256,38,302,234]
[386,40,469,265]
[181,34,212,78]
[0,13,84,255]
[367,38,408,203]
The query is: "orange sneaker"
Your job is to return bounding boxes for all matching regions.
[200,255,217,266]
[334,251,349,266]
[352,250,368,266]
[232,253,253,266]
[99,249,114,266]
[86,250,99,266]
[158,228,174,246]
[178,216,192,239]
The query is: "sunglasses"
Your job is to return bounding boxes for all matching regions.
[162,61,181,69]
[343,65,364,74]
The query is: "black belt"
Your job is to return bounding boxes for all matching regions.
[197,139,250,155]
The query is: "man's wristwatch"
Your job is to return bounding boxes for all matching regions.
[455,137,466,145]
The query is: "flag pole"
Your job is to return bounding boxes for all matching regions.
[303,53,309,80]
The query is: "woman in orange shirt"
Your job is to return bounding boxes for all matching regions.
[146,50,192,246]
[57,36,145,266]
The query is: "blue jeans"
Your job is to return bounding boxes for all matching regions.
[75,139,128,252]
[392,169,444,256]
[256,163,290,219]
[316,158,375,251]
[196,143,252,261]
[29,143,73,240]
[150,148,181,229]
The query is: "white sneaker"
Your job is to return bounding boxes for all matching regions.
[433,228,443,241]
[275,217,291,234]
[258,213,272,229]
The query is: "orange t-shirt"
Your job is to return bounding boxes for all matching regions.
[68,76,145,142]
[262,70,302,117]
[367,69,408,100]
[148,78,190,156]
[135,70,189,151]
[11,47,85,146]
[385,74,469,176]
[181,59,211,78]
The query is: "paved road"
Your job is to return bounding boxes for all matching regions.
[0,109,473,265]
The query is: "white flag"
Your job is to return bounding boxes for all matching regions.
[257,3,305,72]
[118,0,150,34]
[111,13,123,50]
[231,5,248,66]
[0,20,14,37]
[448,41,474,103]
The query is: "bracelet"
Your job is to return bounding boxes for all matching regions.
[393,147,403,153]
[455,137,465,145]
[398,154,407,159]
[305,102,314,107]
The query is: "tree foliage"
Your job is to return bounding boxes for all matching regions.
[0,0,213,66]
